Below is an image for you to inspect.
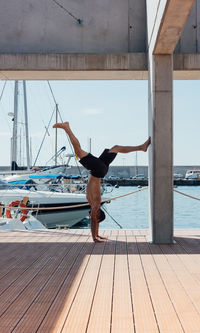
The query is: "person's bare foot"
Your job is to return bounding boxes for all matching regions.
[94,237,107,243]
[53,121,70,130]
[97,235,108,241]
[142,137,151,152]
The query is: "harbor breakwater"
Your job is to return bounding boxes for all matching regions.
[105,179,200,186]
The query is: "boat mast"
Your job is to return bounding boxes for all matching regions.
[23,81,30,170]
[30,137,32,167]
[19,127,22,166]
[88,137,92,153]
[11,81,19,170]
[135,151,138,176]
[55,103,58,166]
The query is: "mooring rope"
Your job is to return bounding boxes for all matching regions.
[173,189,200,201]
[0,187,148,211]
[101,205,123,229]
[2,187,200,212]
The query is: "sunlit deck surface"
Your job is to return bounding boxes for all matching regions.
[0,229,200,333]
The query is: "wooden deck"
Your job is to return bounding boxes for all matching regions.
[0,229,200,333]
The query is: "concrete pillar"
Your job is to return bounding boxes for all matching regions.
[148,54,173,244]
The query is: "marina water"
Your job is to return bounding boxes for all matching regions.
[75,186,200,230]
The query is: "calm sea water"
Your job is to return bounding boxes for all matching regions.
[76,186,200,229]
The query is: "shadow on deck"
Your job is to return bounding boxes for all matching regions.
[0,229,199,332]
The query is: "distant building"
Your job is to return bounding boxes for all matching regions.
[1,165,200,179]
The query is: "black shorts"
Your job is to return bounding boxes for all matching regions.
[79,149,117,178]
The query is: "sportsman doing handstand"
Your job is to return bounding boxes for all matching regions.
[53,122,151,243]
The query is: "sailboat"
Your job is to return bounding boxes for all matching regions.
[0,81,94,228]
[7,81,70,174]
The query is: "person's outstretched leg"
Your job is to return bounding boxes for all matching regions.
[53,122,88,159]
[109,137,151,154]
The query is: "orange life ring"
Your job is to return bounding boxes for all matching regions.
[6,200,28,222]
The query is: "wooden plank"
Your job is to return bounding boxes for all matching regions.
[132,230,141,236]
[143,229,149,236]
[175,229,200,236]
[0,230,199,332]
[176,235,200,251]
[111,236,134,333]
[111,229,119,236]
[176,236,200,266]
[102,229,112,237]
[136,236,184,333]
[0,235,53,281]
[37,237,95,333]
[149,241,200,332]
[0,243,32,270]
[12,235,90,333]
[87,236,116,333]
[0,233,81,331]
[125,230,133,236]
[0,243,49,295]
[160,243,200,315]
[60,240,106,333]
[0,234,73,282]
[167,239,200,285]
[127,236,159,333]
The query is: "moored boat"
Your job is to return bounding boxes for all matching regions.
[0,180,91,228]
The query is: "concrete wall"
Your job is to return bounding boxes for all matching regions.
[0,0,199,54]
[0,0,146,53]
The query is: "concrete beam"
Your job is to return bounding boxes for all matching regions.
[0,53,147,80]
[174,54,200,79]
[0,70,148,81]
[0,53,200,80]
[0,53,147,70]
[147,0,195,54]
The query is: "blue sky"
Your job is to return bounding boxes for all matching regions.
[0,80,200,167]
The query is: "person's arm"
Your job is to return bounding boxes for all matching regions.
[90,208,99,241]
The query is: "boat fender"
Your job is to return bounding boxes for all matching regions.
[6,200,28,222]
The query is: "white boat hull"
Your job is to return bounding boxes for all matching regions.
[0,218,27,230]
[0,189,90,228]
[0,216,47,230]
